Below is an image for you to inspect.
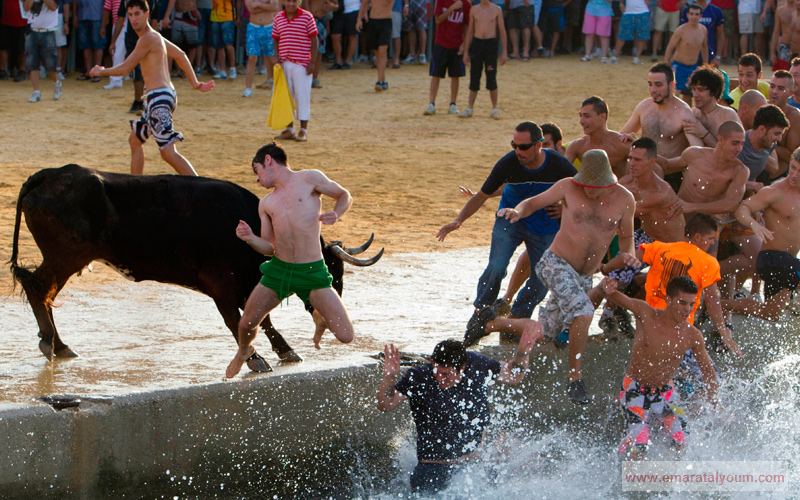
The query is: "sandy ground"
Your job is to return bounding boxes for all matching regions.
[1,55,652,268]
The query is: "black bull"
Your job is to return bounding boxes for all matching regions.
[9,165,383,372]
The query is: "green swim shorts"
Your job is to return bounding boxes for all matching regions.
[258,256,334,307]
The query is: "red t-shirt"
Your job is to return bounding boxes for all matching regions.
[711,0,735,9]
[433,0,470,49]
[2,0,29,27]
[660,0,680,12]
[272,8,318,67]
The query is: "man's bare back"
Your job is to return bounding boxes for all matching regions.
[175,0,197,14]
[471,2,502,39]
[667,23,707,66]
[247,0,279,26]
[619,171,685,242]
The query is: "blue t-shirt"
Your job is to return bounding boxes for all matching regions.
[395,352,501,461]
[586,0,613,17]
[77,0,103,21]
[788,95,800,109]
[393,0,403,12]
[680,4,724,62]
[481,149,577,236]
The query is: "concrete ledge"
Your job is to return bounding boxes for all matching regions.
[0,361,407,499]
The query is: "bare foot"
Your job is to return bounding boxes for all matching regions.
[312,310,327,349]
[225,345,255,378]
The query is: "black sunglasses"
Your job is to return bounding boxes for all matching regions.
[511,139,542,151]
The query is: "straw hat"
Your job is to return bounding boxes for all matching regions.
[571,149,618,188]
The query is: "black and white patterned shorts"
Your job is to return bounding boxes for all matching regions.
[130,87,183,150]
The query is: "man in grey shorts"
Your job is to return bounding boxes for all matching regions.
[497,150,638,405]
[505,0,534,60]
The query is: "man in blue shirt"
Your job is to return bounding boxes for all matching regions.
[437,121,577,344]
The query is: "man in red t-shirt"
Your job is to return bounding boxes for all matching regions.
[422,0,469,116]
[0,0,31,81]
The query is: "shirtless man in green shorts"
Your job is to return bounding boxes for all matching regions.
[225,142,355,378]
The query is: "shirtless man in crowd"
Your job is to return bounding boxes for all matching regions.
[356,0,393,90]
[686,66,742,147]
[660,121,749,221]
[771,0,795,71]
[226,143,356,378]
[243,0,279,96]
[769,70,800,177]
[566,96,632,179]
[497,150,637,405]
[664,3,707,106]
[90,0,215,176]
[722,150,800,320]
[620,63,704,161]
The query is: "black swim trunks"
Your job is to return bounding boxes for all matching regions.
[756,249,800,299]
[368,17,392,47]
[469,37,498,91]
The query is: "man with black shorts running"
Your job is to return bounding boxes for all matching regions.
[356,0,392,90]
[423,0,470,115]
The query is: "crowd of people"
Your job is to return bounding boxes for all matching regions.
[3,0,799,104]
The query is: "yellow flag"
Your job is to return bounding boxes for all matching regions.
[267,64,296,129]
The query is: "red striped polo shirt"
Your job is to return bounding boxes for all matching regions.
[272,8,318,67]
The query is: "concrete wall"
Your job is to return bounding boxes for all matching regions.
[0,362,405,499]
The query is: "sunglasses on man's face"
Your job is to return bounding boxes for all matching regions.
[511,138,542,151]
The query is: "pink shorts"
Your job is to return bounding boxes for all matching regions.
[582,13,612,37]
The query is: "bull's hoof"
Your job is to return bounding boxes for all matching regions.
[39,341,79,360]
[39,340,54,360]
[277,349,303,363]
[246,352,273,373]
[55,346,79,358]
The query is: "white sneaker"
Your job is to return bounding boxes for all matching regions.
[57,70,66,80]
[580,55,591,61]
[632,56,641,65]
[53,81,62,100]
[402,54,416,64]
[600,57,609,63]
[592,47,602,57]
[651,53,659,62]
[608,56,619,63]
[418,54,427,64]
[213,71,227,79]
[423,103,436,115]
[29,90,41,103]
[228,67,237,79]
[459,108,473,118]
[490,109,501,120]
[102,83,121,90]
[448,103,459,114]
[242,87,252,97]
[257,66,268,75]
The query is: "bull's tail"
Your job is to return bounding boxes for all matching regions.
[8,169,54,295]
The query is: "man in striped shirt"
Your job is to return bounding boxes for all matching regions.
[273,0,318,142]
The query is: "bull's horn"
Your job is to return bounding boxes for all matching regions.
[343,233,374,255]
[331,245,384,267]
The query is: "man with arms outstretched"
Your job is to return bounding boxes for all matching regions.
[497,149,638,405]
[226,143,355,378]
[91,0,215,176]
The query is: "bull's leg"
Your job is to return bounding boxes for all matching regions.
[18,261,79,359]
[260,315,302,362]
[211,297,272,372]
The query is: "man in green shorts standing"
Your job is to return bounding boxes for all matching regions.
[225,142,355,378]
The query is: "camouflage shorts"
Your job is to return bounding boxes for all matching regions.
[535,250,595,341]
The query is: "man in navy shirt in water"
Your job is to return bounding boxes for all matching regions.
[437,122,577,345]
[377,329,537,494]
